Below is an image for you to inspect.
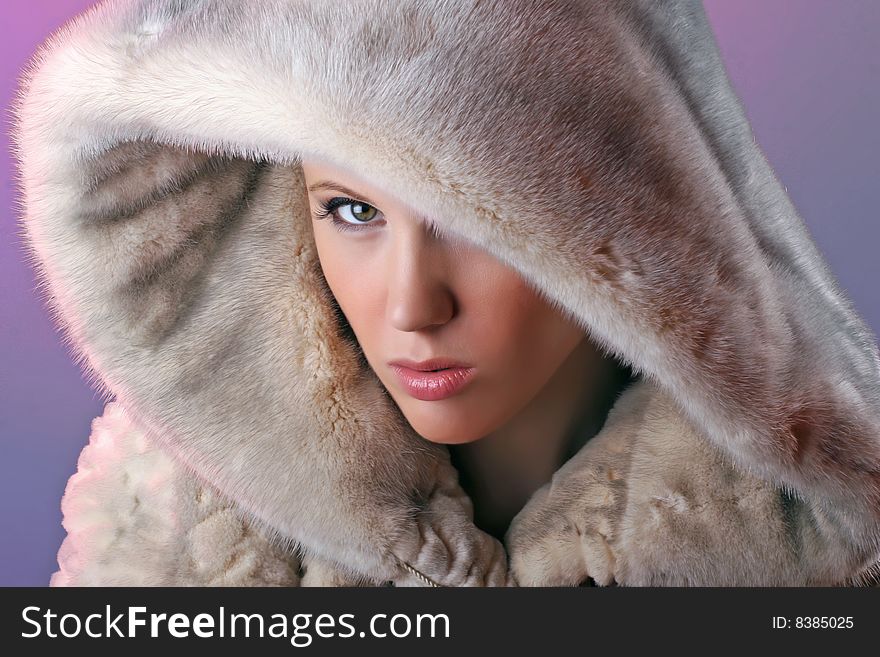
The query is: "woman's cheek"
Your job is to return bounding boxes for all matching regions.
[319,241,384,339]
[477,278,540,360]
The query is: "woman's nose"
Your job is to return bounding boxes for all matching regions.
[386,228,455,333]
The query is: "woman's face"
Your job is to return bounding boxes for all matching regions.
[300,157,587,445]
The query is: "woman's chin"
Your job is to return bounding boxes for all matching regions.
[401,405,489,445]
[418,431,484,445]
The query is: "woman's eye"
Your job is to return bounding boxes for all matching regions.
[314,197,384,232]
[338,201,378,225]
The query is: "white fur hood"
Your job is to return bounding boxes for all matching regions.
[11,0,880,586]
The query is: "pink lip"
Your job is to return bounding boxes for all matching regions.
[388,359,476,401]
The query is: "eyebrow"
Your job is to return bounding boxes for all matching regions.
[306,180,378,206]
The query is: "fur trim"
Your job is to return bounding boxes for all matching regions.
[50,402,301,586]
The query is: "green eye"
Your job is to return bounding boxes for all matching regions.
[340,201,378,224]
[313,196,384,233]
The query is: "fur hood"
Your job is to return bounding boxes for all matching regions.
[12,0,880,586]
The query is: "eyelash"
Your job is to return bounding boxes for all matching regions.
[313,196,384,233]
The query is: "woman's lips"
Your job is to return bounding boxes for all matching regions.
[389,364,476,401]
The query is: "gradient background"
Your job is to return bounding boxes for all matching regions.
[2,1,878,586]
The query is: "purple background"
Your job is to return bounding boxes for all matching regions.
[2,1,878,586]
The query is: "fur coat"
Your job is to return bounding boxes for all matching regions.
[11,0,880,587]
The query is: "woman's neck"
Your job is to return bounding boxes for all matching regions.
[448,336,632,542]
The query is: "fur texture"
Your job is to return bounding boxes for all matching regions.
[11,0,880,586]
